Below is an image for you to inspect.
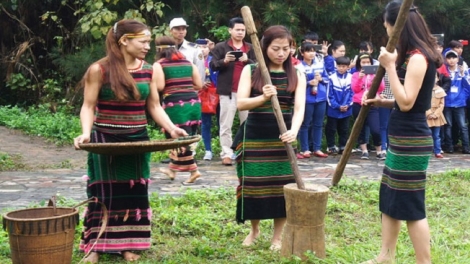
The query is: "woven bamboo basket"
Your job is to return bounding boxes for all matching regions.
[78,135,201,155]
[2,206,79,264]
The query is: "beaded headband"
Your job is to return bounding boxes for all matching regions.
[156,45,176,49]
[156,45,177,52]
[124,30,152,39]
[117,30,151,45]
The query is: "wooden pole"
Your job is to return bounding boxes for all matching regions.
[241,6,305,190]
[331,0,415,186]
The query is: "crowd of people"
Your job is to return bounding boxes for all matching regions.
[72,0,468,262]
[198,22,470,162]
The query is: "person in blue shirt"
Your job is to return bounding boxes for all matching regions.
[442,50,470,154]
[198,41,220,160]
[296,42,329,158]
[325,56,353,154]
[324,40,346,76]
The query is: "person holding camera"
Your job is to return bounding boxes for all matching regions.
[351,53,385,160]
[297,42,329,158]
[198,39,220,161]
[209,17,256,166]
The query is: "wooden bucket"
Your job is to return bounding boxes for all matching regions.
[2,206,79,264]
[281,183,329,260]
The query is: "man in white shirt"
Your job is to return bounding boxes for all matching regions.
[169,17,205,83]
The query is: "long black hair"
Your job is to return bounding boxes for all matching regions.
[355,53,373,71]
[383,0,442,68]
[252,25,298,93]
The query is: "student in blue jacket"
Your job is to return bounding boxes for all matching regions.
[442,50,470,154]
[297,42,329,158]
[325,56,353,154]
[324,40,347,76]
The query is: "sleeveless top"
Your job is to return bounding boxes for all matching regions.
[395,49,436,113]
[93,60,152,134]
[248,65,295,117]
[159,59,195,99]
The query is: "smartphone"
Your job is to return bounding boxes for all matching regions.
[432,33,444,43]
[229,51,243,60]
[458,57,464,66]
[363,65,379,75]
[312,44,323,52]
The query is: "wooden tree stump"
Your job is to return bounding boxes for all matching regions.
[281,183,329,260]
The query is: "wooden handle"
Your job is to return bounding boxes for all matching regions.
[241,6,305,190]
[331,0,415,186]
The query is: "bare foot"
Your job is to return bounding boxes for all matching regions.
[159,168,176,180]
[82,252,99,263]
[269,240,281,251]
[122,251,140,262]
[183,171,201,185]
[242,229,260,246]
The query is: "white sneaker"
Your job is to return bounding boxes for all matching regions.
[203,151,213,161]
[231,153,237,160]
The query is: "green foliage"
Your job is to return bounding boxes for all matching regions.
[148,126,171,162]
[209,26,230,42]
[79,8,118,39]
[0,105,80,145]
[49,43,105,89]
[262,1,300,36]
[5,73,36,91]
[74,0,167,39]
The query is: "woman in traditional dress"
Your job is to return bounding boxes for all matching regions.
[362,1,443,263]
[74,19,187,263]
[153,36,203,184]
[235,25,306,250]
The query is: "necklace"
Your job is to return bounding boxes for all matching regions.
[128,60,143,73]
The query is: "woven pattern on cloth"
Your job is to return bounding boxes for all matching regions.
[235,69,296,223]
[160,59,201,128]
[379,112,433,221]
[80,61,153,253]
[160,58,200,172]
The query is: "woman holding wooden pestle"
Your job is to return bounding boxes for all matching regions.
[362,1,443,263]
[234,25,306,250]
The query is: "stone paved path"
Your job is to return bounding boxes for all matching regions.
[2,126,470,211]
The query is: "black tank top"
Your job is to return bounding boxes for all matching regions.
[394,49,436,113]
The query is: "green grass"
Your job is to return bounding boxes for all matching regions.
[0,105,81,145]
[0,152,26,171]
[1,171,470,263]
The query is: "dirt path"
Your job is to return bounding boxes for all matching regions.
[0,126,87,170]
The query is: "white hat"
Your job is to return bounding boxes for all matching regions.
[445,50,458,58]
[169,18,188,29]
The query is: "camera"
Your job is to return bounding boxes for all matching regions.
[363,65,379,75]
[459,40,469,46]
